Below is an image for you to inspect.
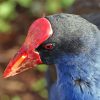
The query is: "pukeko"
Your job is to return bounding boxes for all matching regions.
[3,13,100,100]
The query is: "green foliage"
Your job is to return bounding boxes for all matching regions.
[37,64,48,72]
[12,96,21,100]
[39,89,48,99]
[31,78,48,99]
[45,0,60,13]
[0,19,11,33]
[0,94,10,100]
[31,78,47,92]
[0,1,16,20]
[61,0,75,7]
[45,0,75,13]
[16,0,33,8]
[0,1,16,33]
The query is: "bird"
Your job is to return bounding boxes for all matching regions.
[3,13,100,100]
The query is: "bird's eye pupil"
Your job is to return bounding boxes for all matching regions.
[44,43,54,50]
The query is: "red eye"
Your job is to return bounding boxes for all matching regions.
[43,43,54,50]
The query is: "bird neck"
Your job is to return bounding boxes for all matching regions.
[54,53,100,100]
[55,53,100,84]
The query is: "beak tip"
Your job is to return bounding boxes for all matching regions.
[3,73,14,78]
[3,72,9,78]
[3,69,14,78]
[3,74,8,78]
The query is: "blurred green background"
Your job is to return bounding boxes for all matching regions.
[0,0,74,33]
[0,0,100,100]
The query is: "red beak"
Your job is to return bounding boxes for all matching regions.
[3,18,53,78]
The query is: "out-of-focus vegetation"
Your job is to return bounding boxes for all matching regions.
[0,0,75,33]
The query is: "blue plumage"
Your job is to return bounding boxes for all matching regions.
[54,54,100,100]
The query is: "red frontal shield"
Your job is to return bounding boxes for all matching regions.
[3,18,53,78]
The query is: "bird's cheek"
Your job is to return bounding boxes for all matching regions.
[40,54,55,64]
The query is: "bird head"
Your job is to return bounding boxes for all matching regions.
[3,14,100,78]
